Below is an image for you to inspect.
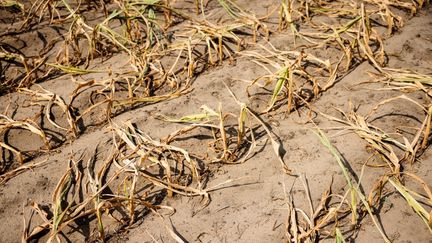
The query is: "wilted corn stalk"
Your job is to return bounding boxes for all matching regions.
[279,0,304,43]
[21,0,60,28]
[365,95,432,157]
[224,83,292,174]
[321,93,432,174]
[25,148,177,242]
[363,0,421,16]
[357,4,385,71]
[369,68,432,96]
[314,128,390,242]
[86,155,107,241]
[0,114,51,165]
[185,21,244,65]
[0,47,47,90]
[218,0,270,42]
[55,0,167,67]
[56,13,96,66]
[112,121,208,195]
[159,103,256,165]
[25,159,83,242]
[241,43,334,113]
[389,177,432,233]
[0,159,48,186]
[19,86,79,137]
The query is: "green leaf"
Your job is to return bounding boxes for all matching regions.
[142,0,160,4]
[163,105,218,123]
[0,0,24,11]
[267,67,289,111]
[47,63,105,75]
[148,7,156,20]
[335,228,346,243]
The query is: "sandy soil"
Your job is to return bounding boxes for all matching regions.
[1,1,431,242]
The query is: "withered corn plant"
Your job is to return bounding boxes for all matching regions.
[0,114,51,171]
[241,42,339,113]
[314,92,432,241]
[24,121,214,242]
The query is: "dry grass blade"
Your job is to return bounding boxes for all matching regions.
[153,211,186,243]
[86,155,108,240]
[0,159,48,185]
[246,107,291,174]
[185,21,244,65]
[0,141,23,166]
[0,47,47,92]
